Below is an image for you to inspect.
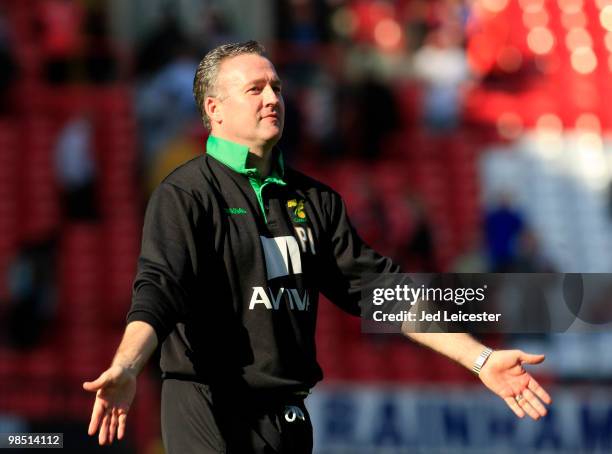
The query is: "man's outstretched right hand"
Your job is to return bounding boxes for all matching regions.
[83,365,137,445]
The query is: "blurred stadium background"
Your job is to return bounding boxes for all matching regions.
[0,0,612,452]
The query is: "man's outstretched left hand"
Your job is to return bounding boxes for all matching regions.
[479,349,552,420]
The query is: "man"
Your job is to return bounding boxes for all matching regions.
[84,41,551,453]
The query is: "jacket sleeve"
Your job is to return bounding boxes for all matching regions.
[319,190,401,316]
[126,182,204,342]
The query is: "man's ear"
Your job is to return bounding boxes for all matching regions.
[205,96,222,125]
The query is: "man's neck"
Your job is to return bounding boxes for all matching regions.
[212,132,276,178]
[246,150,273,178]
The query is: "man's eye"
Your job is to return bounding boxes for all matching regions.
[273,86,282,93]
[248,87,261,93]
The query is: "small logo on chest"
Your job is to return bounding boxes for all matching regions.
[224,207,248,215]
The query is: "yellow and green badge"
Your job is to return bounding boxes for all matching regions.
[287,199,307,223]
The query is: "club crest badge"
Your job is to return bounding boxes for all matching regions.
[287,199,307,223]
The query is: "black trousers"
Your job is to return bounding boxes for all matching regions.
[161,379,313,454]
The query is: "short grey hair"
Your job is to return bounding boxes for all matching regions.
[193,40,267,130]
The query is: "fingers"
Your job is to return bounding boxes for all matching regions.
[506,386,551,421]
[516,394,541,420]
[519,352,545,365]
[88,399,105,436]
[83,371,109,392]
[504,397,525,418]
[528,377,552,405]
[109,408,118,443]
[98,410,110,445]
[90,404,126,445]
[522,388,547,417]
[117,412,127,440]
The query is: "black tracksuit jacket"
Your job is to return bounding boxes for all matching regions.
[127,136,399,393]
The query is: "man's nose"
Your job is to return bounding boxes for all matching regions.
[263,85,280,106]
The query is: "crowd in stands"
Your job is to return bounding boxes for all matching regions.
[0,0,558,346]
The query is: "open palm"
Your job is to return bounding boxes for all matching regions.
[479,349,552,420]
[83,365,137,445]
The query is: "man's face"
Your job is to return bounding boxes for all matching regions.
[209,53,284,149]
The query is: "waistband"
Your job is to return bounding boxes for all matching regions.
[161,372,311,402]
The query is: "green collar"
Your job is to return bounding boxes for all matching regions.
[206,135,285,182]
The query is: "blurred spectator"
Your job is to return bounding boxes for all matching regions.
[507,229,555,273]
[347,177,391,252]
[135,49,199,168]
[276,0,329,47]
[54,114,99,221]
[336,74,400,160]
[134,12,189,77]
[355,75,401,159]
[412,26,471,133]
[607,179,612,220]
[145,122,203,198]
[37,0,85,84]
[399,194,436,271]
[484,192,525,271]
[0,7,18,114]
[452,233,488,273]
[402,0,431,51]
[193,5,236,55]
[4,235,58,349]
[299,69,337,158]
[83,1,118,84]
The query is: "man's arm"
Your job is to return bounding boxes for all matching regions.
[82,321,158,445]
[82,181,202,445]
[403,331,552,420]
[317,189,552,419]
[404,332,485,369]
